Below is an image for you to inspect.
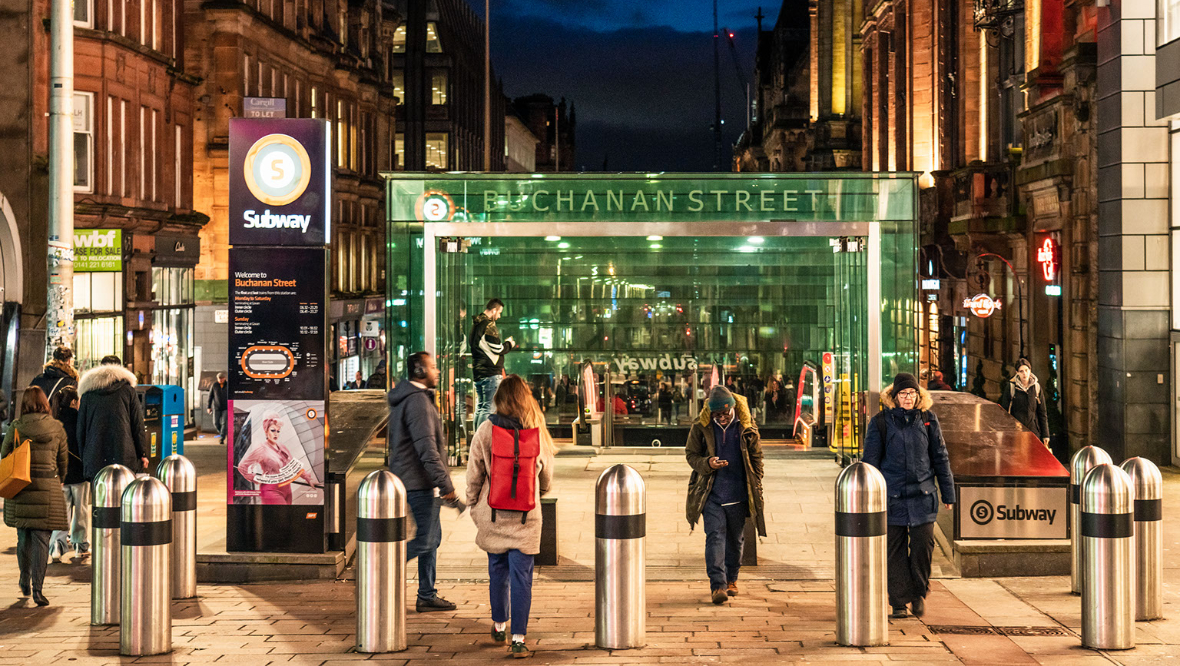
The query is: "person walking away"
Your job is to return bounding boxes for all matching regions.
[48,386,87,562]
[471,299,516,429]
[77,355,149,479]
[206,372,229,445]
[999,358,1050,448]
[386,351,464,612]
[465,375,555,658]
[861,373,955,619]
[927,371,953,391]
[685,386,767,604]
[30,346,78,403]
[658,382,673,424]
[366,359,388,390]
[3,387,69,606]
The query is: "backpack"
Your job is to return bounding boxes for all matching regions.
[487,424,540,524]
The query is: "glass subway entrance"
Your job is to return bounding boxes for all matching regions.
[384,174,919,462]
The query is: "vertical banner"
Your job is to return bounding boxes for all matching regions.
[227,118,331,553]
[821,351,835,426]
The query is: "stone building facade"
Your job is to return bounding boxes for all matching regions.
[513,94,575,171]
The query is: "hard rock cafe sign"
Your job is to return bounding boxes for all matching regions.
[963,293,1002,318]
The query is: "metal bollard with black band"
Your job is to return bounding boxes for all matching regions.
[355,470,408,653]
[595,464,646,650]
[91,464,135,626]
[1120,457,1163,622]
[1070,445,1112,594]
[1080,463,1135,651]
[835,462,889,647]
[120,476,173,656]
[156,454,197,599]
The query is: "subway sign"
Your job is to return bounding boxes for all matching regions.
[229,119,331,246]
[958,485,1068,539]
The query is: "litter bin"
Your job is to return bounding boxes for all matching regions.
[136,386,163,472]
[157,385,185,458]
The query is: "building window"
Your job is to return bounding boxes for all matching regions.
[394,132,403,170]
[392,70,404,105]
[1163,0,1180,45]
[139,106,146,199]
[151,0,159,50]
[140,0,145,44]
[295,79,301,116]
[174,124,182,207]
[430,69,448,105]
[74,270,123,313]
[337,99,347,168]
[150,108,157,201]
[152,266,194,306]
[392,24,405,52]
[74,92,94,193]
[75,0,92,27]
[120,100,127,196]
[390,22,442,53]
[310,86,317,117]
[75,316,123,373]
[244,54,251,96]
[106,96,113,195]
[426,132,447,169]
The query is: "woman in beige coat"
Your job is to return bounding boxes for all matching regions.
[2,387,69,606]
[465,375,555,659]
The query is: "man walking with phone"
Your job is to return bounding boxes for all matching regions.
[684,386,766,605]
[470,298,515,429]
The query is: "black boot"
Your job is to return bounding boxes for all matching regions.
[32,590,49,607]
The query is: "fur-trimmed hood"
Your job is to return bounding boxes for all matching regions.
[881,383,934,411]
[1007,373,1041,393]
[41,359,77,379]
[696,393,756,431]
[78,364,138,396]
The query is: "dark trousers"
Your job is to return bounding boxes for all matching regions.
[887,522,936,607]
[214,408,228,443]
[488,549,535,636]
[406,489,442,600]
[702,497,747,590]
[17,528,51,593]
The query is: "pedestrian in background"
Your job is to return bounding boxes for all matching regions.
[471,298,515,429]
[366,359,388,390]
[862,373,955,619]
[77,355,149,478]
[386,351,463,613]
[30,346,77,403]
[1000,358,1049,448]
[346,370,364,390]
[48,386,87,562]
[658,382,673,424]
[927,371,953,391]
[685,386,766,605]
[465,375,556,658]
[3,387,68,607]
[207,372,229,446]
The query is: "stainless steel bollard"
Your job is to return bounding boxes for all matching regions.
[1070,445,1112,594]
[91,464,136,626]
[595,464,646,650]
[355,470,408,653]
[156,454,197,600]
[120,476,173,656]
[1081,463,1135,650]
[835,462,889,647]
[1120,457,1163,621]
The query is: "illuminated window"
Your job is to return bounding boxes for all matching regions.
[337,99,347,168]
[392,24,405,52]
[392,70,404,105]
[1162,0,1180,45]
[394,132,403,170]
[310,86,317,118]
[390,22,442,52]
[430,69,448,105]
[73,92,94,193]
[426,132,447,170]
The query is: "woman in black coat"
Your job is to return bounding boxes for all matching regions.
[999,358,1050,447]
[862,373,955,619]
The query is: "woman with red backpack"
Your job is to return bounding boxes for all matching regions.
[465,374,556,659]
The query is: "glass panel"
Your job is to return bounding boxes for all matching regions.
[430,70,447,105]
[426,22,442,52]
[74,272,92,312]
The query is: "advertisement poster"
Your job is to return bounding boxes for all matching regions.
[228,400,325,506]
[229,118,330,246]
[73,229,122,271]
[228,247,327,400]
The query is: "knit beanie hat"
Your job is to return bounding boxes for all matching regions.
[707,385,736,412]
[890,373,920,396]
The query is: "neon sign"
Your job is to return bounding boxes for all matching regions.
[1037,237,1057,282]
[963,294,1002,318]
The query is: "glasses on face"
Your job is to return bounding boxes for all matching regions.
[897,390,918,399]
[714,409,734,423]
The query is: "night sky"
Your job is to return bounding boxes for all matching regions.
[484,0,775,172]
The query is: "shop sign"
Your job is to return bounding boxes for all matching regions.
[921,278,940,291]
[74,229,122,272]
[959,485,1067,539]
[611,355,699,373]
[154,234,201,267]
[361,320,380,337]
[229,119,330,246]
[1037,237,1057,281]
[963,294,1002,318]
[364,298,383,314]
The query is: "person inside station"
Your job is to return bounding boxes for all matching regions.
[927,371,953,391]
[999,358,1050,448]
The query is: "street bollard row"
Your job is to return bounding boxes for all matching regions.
[88,454,198,657]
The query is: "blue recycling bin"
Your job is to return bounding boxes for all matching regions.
[157,384,185,458]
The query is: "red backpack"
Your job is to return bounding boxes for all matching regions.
[488,424,540,523]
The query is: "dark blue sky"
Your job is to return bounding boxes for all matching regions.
[483,0,778,171]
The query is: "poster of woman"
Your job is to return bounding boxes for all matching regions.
[228,400,325,505]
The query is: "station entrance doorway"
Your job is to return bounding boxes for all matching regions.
[384,174,918,463]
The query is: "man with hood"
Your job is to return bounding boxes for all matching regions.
[386,351,462,612]
[366,359,388,390]
[1000,358,1050,447]
[30,346,78,403]
[470,299,515,429]
[77,355,148,478]
[684,385,766,605]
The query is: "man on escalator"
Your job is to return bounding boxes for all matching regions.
[470,298,516,430]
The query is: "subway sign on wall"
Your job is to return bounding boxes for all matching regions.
[229,119,331,246]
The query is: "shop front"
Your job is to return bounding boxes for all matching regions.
[73,229,125,371]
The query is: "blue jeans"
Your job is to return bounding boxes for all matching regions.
[406,490,442,600]
[475,375,502,430]
[488,549,535,636]
[702,497,747,591]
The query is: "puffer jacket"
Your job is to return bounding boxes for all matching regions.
[862,385,956,527]
[77,364,148,479]
[2,412,69,531]
[1000,374,1049,441]
[465,414,554,555]
[684,394,767,537]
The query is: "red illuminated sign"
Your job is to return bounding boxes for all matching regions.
[963,294,1002,318]
[1037,237,1057,282]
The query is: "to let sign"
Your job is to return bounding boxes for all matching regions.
[243,97,288,119]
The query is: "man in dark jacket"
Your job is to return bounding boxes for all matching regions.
[470,298,515,429]
[206,373,229,445]
[30,346,78,403]
[386,351,459,612]
[685,386,766,605]
[77,356,148,478]
[862,373,955,619]
[999,358,1050,447]
[366,359,388,390]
